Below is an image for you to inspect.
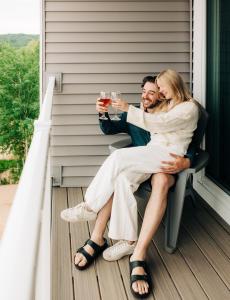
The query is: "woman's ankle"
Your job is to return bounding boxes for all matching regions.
[131,247,147,261]
[90,234,105,245]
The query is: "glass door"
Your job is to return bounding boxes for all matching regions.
[206,0,230,193]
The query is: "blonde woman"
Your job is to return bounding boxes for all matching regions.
[62,69,199,298]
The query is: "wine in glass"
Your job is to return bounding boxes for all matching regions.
[99,91,111,120]
[111,91,121,120]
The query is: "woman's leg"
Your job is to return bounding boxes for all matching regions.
[108,171,150,242]
[130,173,175,295]
[63,145,172,223]
[75,195,113,267]
[86,145,172,213]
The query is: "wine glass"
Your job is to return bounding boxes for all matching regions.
[111,91,121,120]
[99,91,111,120]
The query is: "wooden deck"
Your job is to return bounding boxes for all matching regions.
[52,187,230,300]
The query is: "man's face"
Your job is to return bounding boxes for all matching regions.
[141,82,159,109]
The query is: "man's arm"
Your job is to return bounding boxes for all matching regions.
[96,99,128,135]
[160,153,190,174]
[99,113,128,135]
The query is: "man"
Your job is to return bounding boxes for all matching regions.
[61,76,195,297]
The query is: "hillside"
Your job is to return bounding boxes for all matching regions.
[0,34,39,48]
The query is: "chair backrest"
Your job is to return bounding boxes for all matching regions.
[191,101,209,148]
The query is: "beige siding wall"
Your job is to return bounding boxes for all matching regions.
[44,0,191,187]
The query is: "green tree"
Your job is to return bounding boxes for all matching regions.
[0,41,39,178]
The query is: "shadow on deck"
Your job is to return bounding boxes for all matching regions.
[52,187,230,300]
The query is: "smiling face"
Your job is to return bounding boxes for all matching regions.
[141,81,159,109]
[157,77,174,100]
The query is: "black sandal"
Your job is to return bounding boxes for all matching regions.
[74,238,108,270]
[129,260,152,299]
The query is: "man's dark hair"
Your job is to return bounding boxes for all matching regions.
[141,75,157,88]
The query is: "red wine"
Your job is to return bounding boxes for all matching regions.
[100,98,111,107]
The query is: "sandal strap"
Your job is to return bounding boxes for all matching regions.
[130,274,149,285]
[77,247,93,263]
[130,260,147,272]
[86,238,107,253]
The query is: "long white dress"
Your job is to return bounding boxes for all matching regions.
[85,100,199,241]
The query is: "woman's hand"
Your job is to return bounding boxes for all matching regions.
[112,99,129,112]
[96,98,108,113]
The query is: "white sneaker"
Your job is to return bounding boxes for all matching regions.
[103,240,136,261]
[60,202,97,222]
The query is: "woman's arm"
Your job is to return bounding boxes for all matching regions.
[127,102,199,133]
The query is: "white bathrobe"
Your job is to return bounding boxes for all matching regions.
[85,100,199,241]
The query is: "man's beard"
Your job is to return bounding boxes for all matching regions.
[146,103,156,109]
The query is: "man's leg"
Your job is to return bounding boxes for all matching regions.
[75,195,113,267]
[130,173,175,295]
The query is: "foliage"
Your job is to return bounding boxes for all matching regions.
[0,159,21,184]
[0,40,39,180]
[0,159,19,173]
[0,34,39,48]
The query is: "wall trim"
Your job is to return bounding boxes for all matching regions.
[193,0,230,225]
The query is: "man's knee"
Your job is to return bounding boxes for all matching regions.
[151,173,175,191]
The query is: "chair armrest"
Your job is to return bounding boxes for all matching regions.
[109,137,132,153]
[187,149,209,174]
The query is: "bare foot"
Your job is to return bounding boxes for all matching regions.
[74,237,105,267]
[130,255,150,296]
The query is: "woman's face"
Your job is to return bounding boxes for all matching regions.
[157,78,173,100]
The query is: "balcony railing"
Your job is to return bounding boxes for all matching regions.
[0,76,55,300]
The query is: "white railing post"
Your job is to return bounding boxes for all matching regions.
[0,76,55,300]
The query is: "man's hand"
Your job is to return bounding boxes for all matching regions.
[96,98,108,113]
[112,99,129,112]
[160,153,190,174]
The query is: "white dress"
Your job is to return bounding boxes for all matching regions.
[85,100,199,241]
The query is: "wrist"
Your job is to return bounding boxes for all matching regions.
[184,158,191,169]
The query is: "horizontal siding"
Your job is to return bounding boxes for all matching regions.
[46,32,190,43]
[52,156,107,166]
[61,73,190,84]
[51,135,128,146]
[50,145,110,156]
[46,11,189,22]
[52,115,99,125]
[47,62,190,74]
[46,42,189,53]
[45,2,189,12]
[63,166,100,177]
[62,177,93,187]
[51,125,102,135]
[44,0,191,186]
[46,0,188,2]
[46,22,189,32]
[46,53,189,63]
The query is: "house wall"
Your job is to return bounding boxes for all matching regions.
[43,0,191,187]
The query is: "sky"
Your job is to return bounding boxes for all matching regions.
[0,0,40,34]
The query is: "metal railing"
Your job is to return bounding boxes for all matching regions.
[0,76,55,300]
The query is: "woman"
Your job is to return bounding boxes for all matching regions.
[61,69,199,298]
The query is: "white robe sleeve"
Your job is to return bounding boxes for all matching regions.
[127,102,199,133]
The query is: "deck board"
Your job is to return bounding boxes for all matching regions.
[52,188,74,300]
[182,212,230,289]
[68,188,101,300]
[81,188,135,300]
[136,195,208,300]
[52,187,230,300]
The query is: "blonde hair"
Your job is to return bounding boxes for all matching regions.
[152,69,193,113]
